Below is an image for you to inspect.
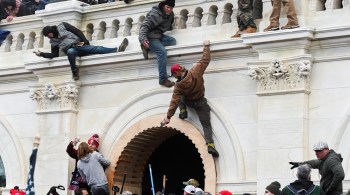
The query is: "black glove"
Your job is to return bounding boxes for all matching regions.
[289,162,299,169]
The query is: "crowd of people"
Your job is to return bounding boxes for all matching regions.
[0,0,130,22]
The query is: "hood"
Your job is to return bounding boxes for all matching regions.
[290,180,314,190]
[80,153,92,162]
[175,70,193,90]
[152,4,169,19]
[324,149,343,162]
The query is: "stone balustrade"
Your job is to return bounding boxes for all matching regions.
[0,0,349,61]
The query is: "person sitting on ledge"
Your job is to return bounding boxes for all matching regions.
[34,22,129,80]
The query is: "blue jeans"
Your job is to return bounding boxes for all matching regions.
[66,45,117,71]
[148,35,176,84]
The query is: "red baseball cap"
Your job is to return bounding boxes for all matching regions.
[171,64,181,76]
[219,190,232,195]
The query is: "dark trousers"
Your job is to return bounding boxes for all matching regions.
[179,97,214,143]
[66,45,117,72]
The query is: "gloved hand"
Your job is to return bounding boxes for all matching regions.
[289,162,299,169]
[160,117,170,127]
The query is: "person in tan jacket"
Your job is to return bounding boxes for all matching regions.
[161,40,219,158]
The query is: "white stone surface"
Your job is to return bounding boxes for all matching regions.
[1,0,350,194]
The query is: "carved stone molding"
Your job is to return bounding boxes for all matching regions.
[29,81,80,113]
[248,59,312,95]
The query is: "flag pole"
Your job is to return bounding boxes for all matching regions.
[149,164,156,195]
[25,134,40,195]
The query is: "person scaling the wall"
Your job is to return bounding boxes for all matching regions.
[34,22,129,80]
[161,40,219,158]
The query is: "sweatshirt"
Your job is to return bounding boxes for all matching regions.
[77,151,111,188]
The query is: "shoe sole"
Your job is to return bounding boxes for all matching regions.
[118,38,128,52]
[281,25,299,30]
[264,27,280,32]
[160,82,174,88]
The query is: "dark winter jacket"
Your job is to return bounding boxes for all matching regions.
[0,3,7,20]
[166,45,210,119]
[282,180,325,195]
[40,22,90,58]
[301,150,344,195]
[66,142,90,191]
[138,3,174,43]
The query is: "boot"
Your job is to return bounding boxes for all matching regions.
[160,79,175,88]
[72,68,79,81]
[207,143,219,158]
[263,24,279,32]
[179,108,188,119]
[231,31,241,38]
[242,26,257,34]
[140,44,149,59]
[117,38,129,52]
[281,23,299,30]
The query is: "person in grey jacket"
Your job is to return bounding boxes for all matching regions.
[289,141,345,195]
[77,142,111,195]
[34,22,129,80]
[138,0,176,88]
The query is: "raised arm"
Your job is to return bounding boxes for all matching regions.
[192,40,211,75]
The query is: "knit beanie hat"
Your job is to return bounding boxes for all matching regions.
[88,134,100,148]
[42,26,54,36]
[219,190,232,195]
[163,0,175,7]
[266,181,281,195]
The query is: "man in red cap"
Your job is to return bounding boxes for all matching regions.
[161,40,219,158]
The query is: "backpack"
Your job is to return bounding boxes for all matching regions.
[287,184,316,195]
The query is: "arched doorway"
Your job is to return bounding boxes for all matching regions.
[142,133,205,195]
[113,127,205,195]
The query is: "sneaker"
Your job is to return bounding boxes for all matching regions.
[72,68,79,81]
[140,44,149,59]
[160,79,175,88]
[263,25,279,32]
[207,143,219,158]
[281,24,299,30]
[117,38,128,52]
[179,109,188,119]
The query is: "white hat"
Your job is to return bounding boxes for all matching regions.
[313,141,329,151]
[184,185,196,194]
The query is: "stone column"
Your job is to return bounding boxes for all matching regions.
[29,81,80,195]
[244,28,315,193]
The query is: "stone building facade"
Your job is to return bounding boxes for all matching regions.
[0,0,350,194]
